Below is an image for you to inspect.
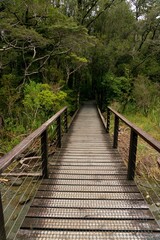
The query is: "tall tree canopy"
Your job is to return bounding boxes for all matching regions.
[0,0,95,119]
[0,0,160,152]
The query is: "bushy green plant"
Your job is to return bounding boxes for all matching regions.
[0,123,26,154]
[23,81,67,128]
[133,75,160,116]
[102,73,132,106]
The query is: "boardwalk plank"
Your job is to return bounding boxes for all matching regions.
[48,174,129,180]
[26,207,154,219]
[21,218,160,231]
[35,191,143,200]
[38,184,139,192]
[42,179,137,185]
[17,230,160,240]
[32,198,149,209]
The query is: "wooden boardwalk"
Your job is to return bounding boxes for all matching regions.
[17,103,160,239]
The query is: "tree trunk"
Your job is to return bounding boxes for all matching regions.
[0,116,4,129]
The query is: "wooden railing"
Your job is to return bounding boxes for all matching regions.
[0,107,68,240]
[106,107,160,180]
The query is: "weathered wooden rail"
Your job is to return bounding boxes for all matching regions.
[0,102,160,239]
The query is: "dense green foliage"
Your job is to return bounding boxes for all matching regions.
[0,0,160,153]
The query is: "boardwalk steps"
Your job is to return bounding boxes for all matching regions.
[17,103,160,239]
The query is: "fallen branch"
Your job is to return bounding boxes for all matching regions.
[0,178,9,183]
[1,172,42,177]
[19,156,41,165]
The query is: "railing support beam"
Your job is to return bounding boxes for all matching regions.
[64,109,68,133]
[57,116,61,148]
[0,192,6,240]
[127,130,138,180]
[106,108,110,133]
[41,130,48,179]
[113,115,119,148]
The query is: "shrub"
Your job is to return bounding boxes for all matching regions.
[23,81,67,128]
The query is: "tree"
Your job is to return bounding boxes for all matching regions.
[0,0,94,84]
[88,1,135,109]
[0,0,95,138]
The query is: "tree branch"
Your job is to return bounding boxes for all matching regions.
[1,35,34,51]
[137,26,151,51]
[24,49,71,77]
[132,54,151,74]
[66,62,87,85]
[0,46,13,52]
[86,0,116,29]
[81,0,99,25]
[151,22,160,40]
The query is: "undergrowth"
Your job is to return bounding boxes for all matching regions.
[108,104,160,223]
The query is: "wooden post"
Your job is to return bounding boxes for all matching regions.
[127,129,138,180]
[57,116,61,148]
[113,115,119,148]
[41,130,48,179]
[106,108,110,133]
[64,109,68,133]
[0,192,6,240]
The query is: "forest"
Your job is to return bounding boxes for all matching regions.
[0,0,160,154]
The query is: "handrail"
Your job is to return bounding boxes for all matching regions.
[99,106,160,180]
[108,107,160,153]
[0,106,67,173]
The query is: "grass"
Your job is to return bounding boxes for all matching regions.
[122,112,160,141]
[107,105,160,221]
